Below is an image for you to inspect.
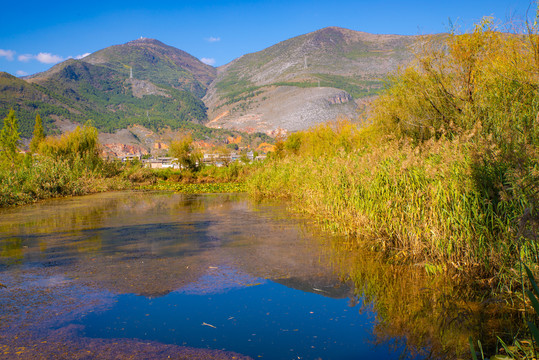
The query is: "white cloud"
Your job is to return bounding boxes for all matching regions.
[16,70,28,76]
[35,52,64,64]
[201,57,216,66]
[18,54,33,62]
[206,36,221,43]
[74,52,91,59]
[0,49,15,61]
[18,52,64,64]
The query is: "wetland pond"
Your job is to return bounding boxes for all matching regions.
[0,191,514,359]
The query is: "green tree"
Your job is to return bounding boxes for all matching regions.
[29,114,45,153]
[0,109,21,164]
[169,135,201,171]
[372,18,539,146]
[215,145,232,166]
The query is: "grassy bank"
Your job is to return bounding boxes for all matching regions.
[0,119,257,207]
[0,155,130,207]
[135,159,256,193]
[0,155,255,207]
[247,19,539,288]
[249,126,531,357]
[249,128,537,282]
[0,123,133,207]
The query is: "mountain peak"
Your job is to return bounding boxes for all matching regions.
[126,37,164,46]
[309,27,348,46]
[315,26,350,33]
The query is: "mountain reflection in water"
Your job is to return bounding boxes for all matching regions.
[0,191,515,359]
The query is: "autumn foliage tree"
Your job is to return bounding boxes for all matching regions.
[372,17,539,148]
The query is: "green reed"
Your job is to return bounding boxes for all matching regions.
[0,155,129,207]
[247,126,538,284]
[248,19,539,286]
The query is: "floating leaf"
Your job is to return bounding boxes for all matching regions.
[490,355,513,360]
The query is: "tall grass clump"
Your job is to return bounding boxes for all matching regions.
[249,125,513,269]
[370,17,539,273]
[37,123,102,169]
[248,17,539,285]
[0,122,129,207]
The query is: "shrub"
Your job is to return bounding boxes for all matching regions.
[38,123,102,170]
[169,135,202,172]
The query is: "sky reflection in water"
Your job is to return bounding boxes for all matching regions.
[79,270,396,360]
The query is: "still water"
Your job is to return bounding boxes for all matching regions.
[0,191,508,359]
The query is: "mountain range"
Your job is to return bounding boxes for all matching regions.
[0,27,421,154]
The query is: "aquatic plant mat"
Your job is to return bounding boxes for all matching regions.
[140,181,246,193]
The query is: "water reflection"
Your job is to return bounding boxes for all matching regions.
[321,240,519,358]
[0,191,514,359]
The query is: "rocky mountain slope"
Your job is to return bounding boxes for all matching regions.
[204,27,419,134]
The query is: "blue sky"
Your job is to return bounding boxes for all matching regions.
[0,0,534,77]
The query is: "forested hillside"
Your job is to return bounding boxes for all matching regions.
[1,38,216,138]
